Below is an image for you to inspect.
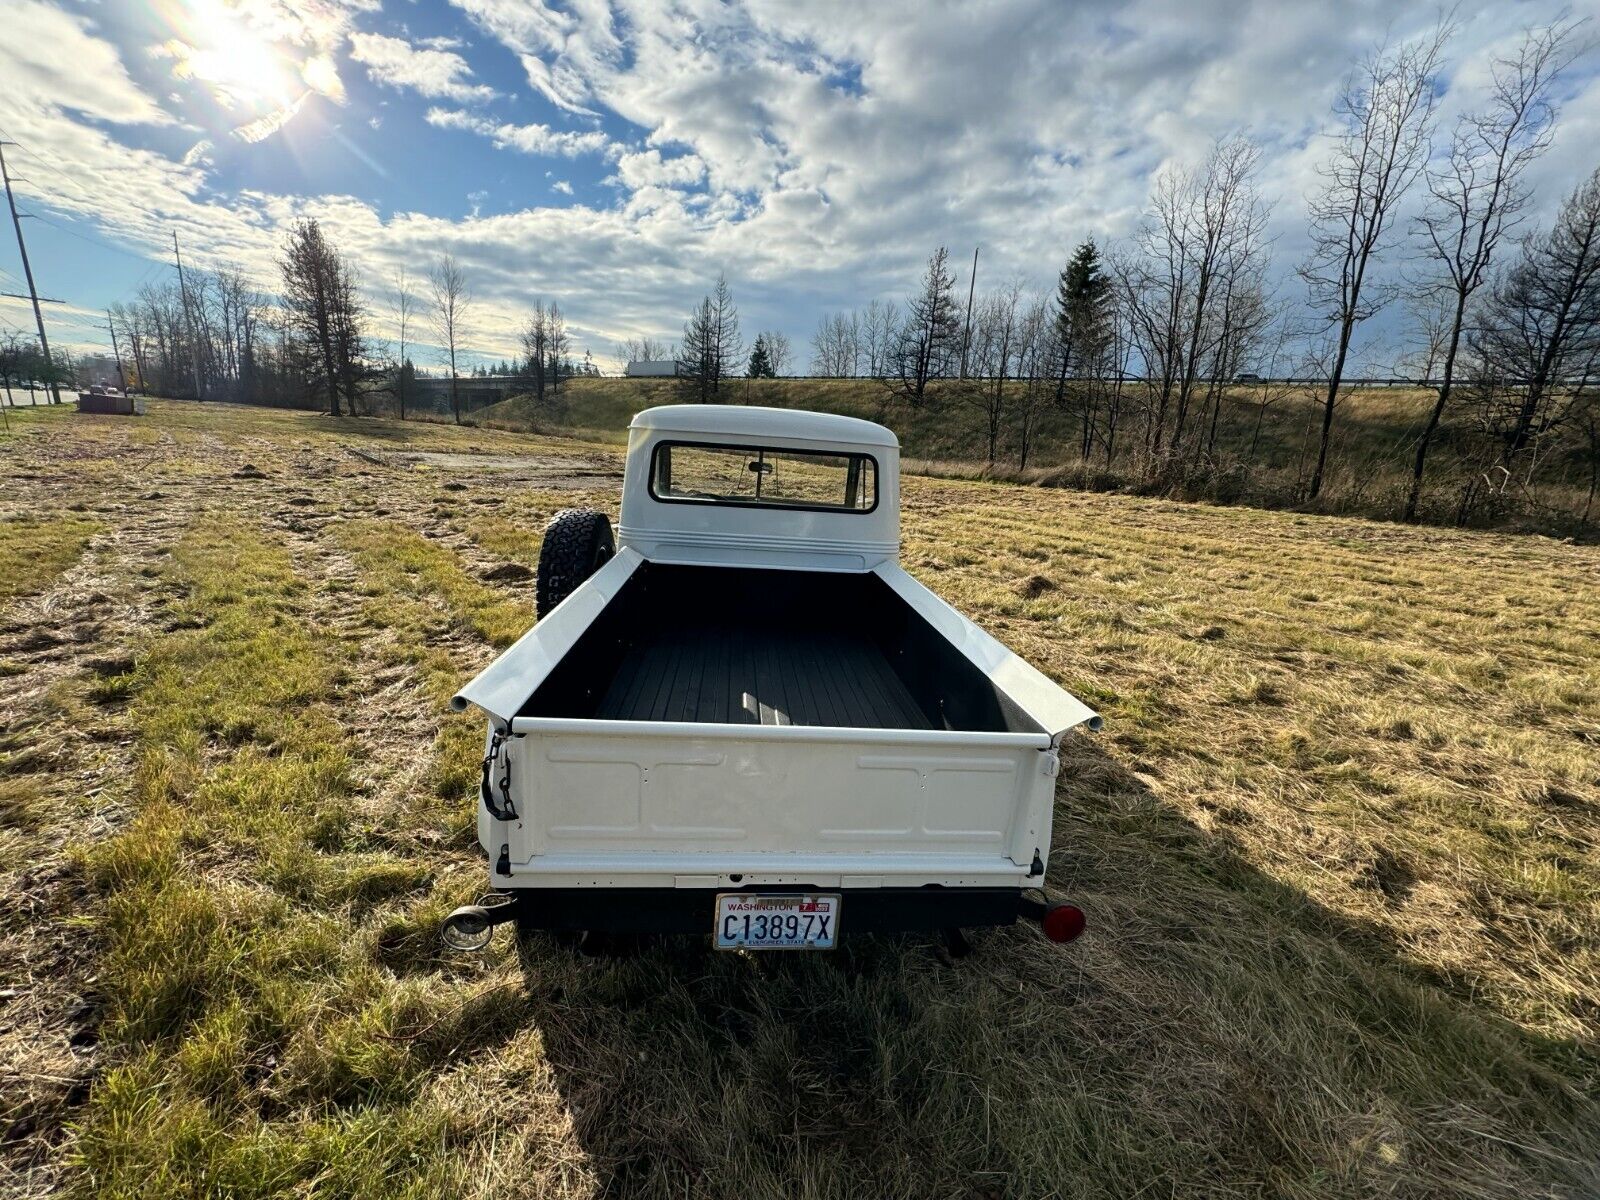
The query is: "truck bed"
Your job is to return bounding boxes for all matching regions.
[595,623,933,729]
[520,563,1045,736]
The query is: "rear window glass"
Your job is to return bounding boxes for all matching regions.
[650,442,877,512]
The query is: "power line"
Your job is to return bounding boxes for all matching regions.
[0,125,84,194]
[0,141,60,402]
[0,127,170,277]
[20,207,156,262]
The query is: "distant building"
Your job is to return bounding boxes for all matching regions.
[625,359,678,378]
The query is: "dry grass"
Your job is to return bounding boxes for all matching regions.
[0,399,1595,1198]
[464,377,1597,534]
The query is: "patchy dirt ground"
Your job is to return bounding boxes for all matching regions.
[350,447,623,488]
[0,400,1596,1200]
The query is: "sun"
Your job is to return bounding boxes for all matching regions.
[161,2,297,109]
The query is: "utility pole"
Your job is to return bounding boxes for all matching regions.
[0,141,61,403]
[959,244,979,379]
[106,309,130,396]
[172,231,204,401]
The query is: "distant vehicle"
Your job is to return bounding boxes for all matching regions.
[445,404,1100,955]
[1234,372,1262,384]
[88,384,107,395]
[624,359,678,378]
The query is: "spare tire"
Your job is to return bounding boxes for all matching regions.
[536,508,614,617]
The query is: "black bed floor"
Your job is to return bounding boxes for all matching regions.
[594,624,934,729]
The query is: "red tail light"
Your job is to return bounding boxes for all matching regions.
[1041,903,1086,943]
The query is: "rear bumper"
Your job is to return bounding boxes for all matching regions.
[510,885,1026,935]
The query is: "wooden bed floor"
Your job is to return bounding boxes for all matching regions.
[594,624,934,729]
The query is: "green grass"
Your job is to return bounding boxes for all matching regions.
[70,517,486,1196]
[0,399,1591,1197]
[0,514,98,605]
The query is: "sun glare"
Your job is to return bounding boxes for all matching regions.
[162,2,296,109]
[190,34,292,106]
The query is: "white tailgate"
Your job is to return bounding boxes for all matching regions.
[499,719,1056,888]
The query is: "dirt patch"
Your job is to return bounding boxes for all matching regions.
[0,501,190,1191]
[1013,573,1056,599]
[480,562,534,583]
[351,448,622,489]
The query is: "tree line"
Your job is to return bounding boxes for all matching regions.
[778,17,1597,529]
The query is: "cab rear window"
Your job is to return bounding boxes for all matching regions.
[650,442,877,512]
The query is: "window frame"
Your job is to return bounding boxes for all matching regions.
[646,439,882,515]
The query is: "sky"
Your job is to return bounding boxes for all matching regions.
[1,0,1598,375]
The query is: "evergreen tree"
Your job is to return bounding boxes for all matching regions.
[748,333,775,378]
[1054,238,1110,400]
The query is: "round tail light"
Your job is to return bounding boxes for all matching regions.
[1041,903,1086,944]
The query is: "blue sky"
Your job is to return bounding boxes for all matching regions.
[2,0,1598,374]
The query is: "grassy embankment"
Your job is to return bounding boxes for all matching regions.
[464,376,1595,533]
[0,398,1595,1198]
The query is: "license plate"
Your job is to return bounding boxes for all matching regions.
[715,893,840,950]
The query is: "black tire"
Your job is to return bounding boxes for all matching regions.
[535,508,614,618]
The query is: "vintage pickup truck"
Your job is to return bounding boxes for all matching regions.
[444,404,1100,953]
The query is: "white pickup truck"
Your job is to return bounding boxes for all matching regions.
[444,405,1101,953]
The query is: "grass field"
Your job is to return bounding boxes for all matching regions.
[1,399,1596,1198]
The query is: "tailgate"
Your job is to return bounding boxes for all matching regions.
[500,718,1056,887]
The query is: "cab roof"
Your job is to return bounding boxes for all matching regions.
[629,404,899,450]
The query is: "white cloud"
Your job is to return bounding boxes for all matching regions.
[612,149,706,190]
[552,179,574,195]
[4,0,1600,375]
[5,1,171,127]
[449,0,607,114]
[348,32,496,102]
[424,107,614,157]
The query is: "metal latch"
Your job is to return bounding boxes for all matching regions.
[480,729,518,821]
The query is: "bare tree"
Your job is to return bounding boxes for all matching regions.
[1122,175,1191,456]
[389,268,415,420]
[1470,167,1600,478]
[618,336,670,373]
[1171,137,1270,453]
[1300,23,1451,498]
[810,312,862,376]
[429,254,470,423]
[109,301,149,394]
[1012,293,1052,470]
[522,301,550,406]
[861,299,899,377]
[547,301,570,395]
[957,280,1023,464]
[1405,20,1577,520]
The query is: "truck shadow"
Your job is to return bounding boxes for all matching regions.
[464,740,1598,1197]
